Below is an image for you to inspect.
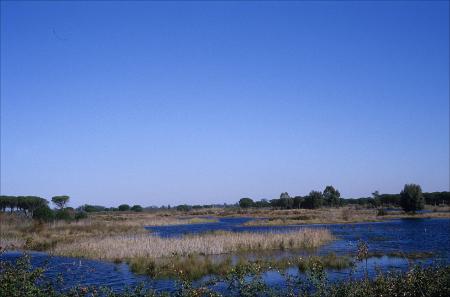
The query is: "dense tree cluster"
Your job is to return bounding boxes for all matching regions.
[77,203,144,212]
[423,191,450,205]
[236,185,449,210]
[79,204,107,212]
[0,196,48,217]
[240,186,343,210]
[345,191,450,208]
[0,195,83,222]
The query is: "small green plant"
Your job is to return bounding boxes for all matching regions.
[356,240,369,279]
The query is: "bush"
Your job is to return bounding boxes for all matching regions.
[0,252,55,297]
[239,198,254,208]
[32,205,54,222]
[131,205,143,212]
[118,204,130,211]
[55,209,73,221]
[303,191,324,209]
[74,211,88,220]
[400,184,424,213]
[81,204,106,212]
[176,204,191,212]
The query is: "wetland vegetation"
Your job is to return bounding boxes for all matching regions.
[1,186,450,295]
[2,249,449,297]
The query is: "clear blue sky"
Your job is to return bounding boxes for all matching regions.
[1,1,449,207]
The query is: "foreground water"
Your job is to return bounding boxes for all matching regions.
[2,218,449,292]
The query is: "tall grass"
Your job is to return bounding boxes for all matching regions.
[242,206,450,226]
[53,229,334,260]
[0,212,217,251]
[128,252,352,280]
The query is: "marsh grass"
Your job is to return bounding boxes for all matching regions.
[129,254,234,280]
[50,228,334,281]
[0,212,218,251]
[186,217,218,224]
[243,206,450,226]
[297,253,353,272]
[88,212,217,227]
[243,208,379,226]
[128,252,352,280]
[52,229,334,260]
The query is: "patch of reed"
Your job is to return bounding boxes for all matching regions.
[0,212,219,251]
[129,254,233,280]
[129,252,351,280]
[297,252,353,272]
[53,229,334,260]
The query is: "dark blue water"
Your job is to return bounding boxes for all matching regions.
[146,217,254,236]
[2,217,449,292]
[0,251,175,292]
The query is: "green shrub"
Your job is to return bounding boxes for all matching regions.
[33,205,54,222]
[118,204,130,211]
[131,205,143,212]
[55,209,73,221]
[400,184,425,213]
[74,211,88,220]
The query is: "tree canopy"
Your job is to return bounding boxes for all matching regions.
[118,204,130,211]
[400,184,424,213]
[131,205,143,212]
[51,195,70,209]
[239,198,254,208]
[323,186,341,207]
[303,191,324,209]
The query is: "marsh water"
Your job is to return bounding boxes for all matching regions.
[2,217,450,292]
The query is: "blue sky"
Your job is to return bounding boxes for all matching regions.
[1,1,449,207]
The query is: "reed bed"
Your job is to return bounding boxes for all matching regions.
[0,212,217,251]
[87,212,217,227]
[52,228,334,260]
[129,251,351,280]
[243,206,450,226]
[242,208,380,226]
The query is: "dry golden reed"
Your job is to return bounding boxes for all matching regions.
[53,228,333,260]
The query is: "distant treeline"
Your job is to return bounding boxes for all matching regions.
[346,191,450,207]
[0,195,85,222]
[0,195,234,218]
[77,203,235,213]
[239,186,343,210]
[238,187,450,210]
[0,196,48,217]
[0,196,147,218]
[1,187,448,219]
